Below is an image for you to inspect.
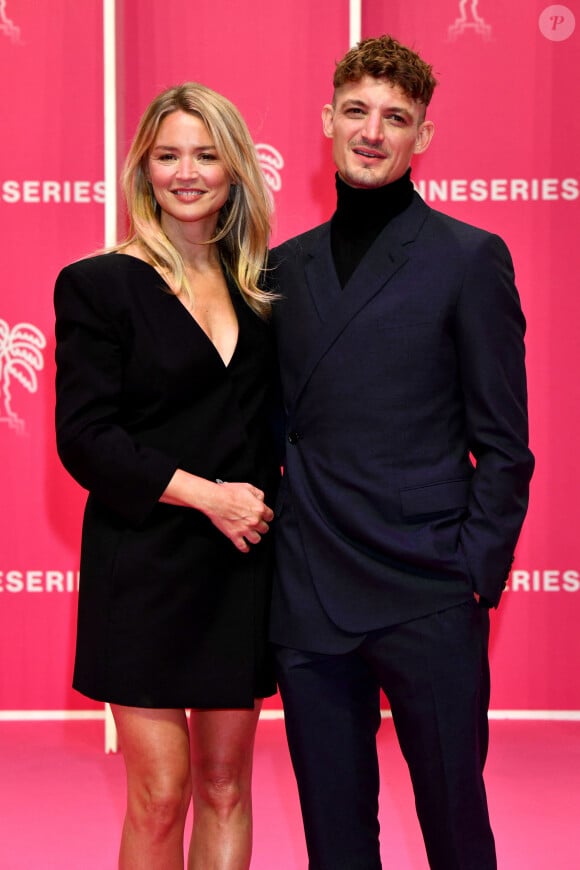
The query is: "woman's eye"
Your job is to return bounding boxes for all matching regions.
[199,152,217,162]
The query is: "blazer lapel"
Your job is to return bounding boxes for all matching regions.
[302,225,342,322]
[289,194,430,411]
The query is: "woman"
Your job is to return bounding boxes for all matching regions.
[54,83,280,869]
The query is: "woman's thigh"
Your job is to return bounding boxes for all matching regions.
[111,705,192,794]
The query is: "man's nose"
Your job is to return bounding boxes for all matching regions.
[361,112,384,143]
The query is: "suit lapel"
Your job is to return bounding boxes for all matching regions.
[289,194,430,411]
[303,226,342,323]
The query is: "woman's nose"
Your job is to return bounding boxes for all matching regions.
[176,156,197,178]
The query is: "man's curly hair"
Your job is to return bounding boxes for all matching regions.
[333,35,437,107]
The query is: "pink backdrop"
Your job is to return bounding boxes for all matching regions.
[1,0,578,714]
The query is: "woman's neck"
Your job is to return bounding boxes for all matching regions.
[161,214,221,272]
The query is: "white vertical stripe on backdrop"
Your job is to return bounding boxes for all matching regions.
[103,0,117,248]
[103,0,119,753]
[350,0,361,45]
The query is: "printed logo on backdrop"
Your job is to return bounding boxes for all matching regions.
[448,0,491,41]
[414,176,579,204]
[539,5,576,41]
[0,570,80,593]
[0,319,46,434]
[256,144,284,193]
[507,569,580,593]
[1,179,106,204]
[0,0,20,43]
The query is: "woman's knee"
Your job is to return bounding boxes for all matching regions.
[194,762,248,817]
[189,707,259,817]
[127,774,191,836]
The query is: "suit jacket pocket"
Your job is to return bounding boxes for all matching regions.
[400,478,471,517]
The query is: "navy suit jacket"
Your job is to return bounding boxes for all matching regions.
[270,193,534,652]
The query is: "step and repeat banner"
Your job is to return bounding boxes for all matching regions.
[0,1,105,711]
[1,0,578,714]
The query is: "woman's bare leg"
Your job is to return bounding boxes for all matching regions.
[111,705,191,870]
[187,703,262,870]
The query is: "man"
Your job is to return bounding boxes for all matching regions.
[269,35,534,870]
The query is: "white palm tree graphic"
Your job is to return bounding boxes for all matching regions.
[449,0,491,40]
[256,144,284,193]
[0,1,21,43]
[0,319,46,432]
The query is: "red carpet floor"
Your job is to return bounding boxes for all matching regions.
[0,717,578,868]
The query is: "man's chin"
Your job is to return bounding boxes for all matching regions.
[340,168,388,190]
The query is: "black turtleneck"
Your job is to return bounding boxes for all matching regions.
[330,168,414,288]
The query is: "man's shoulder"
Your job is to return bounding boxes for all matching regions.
[270,222,330,263]
[415,201,514,277]
[422,200,501,245]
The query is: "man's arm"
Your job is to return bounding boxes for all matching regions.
[456,232,535,606]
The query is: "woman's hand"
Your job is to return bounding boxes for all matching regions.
[206,481,274,552]
[160,471,274,552]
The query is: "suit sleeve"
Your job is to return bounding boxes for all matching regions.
[54,262,178,526]
[456,233,534,606]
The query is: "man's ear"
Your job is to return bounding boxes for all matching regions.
[321,104,334,139]
[414,120,435,155]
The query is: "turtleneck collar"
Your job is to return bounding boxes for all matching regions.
[330,169,415,288]
[333,168,414,236]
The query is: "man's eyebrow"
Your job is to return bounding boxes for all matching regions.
[339,98,367,108]
[339,98,413,118]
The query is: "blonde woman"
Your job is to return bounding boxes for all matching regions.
[55,83,280,869]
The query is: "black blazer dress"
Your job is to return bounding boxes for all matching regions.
[55,253,280,708]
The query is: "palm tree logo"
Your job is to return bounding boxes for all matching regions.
[256,144,285,194]
[448,0,491,40]
[0,319,46,433]
[0,1,21,43]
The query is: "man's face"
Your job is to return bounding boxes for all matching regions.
[322,75,434,189]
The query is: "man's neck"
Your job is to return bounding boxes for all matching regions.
[330,169,414,287]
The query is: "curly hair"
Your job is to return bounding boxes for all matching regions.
[333,35,437,107]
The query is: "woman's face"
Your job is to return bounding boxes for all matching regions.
[147,110,232,236]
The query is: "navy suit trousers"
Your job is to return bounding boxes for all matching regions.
[275,600,497,870]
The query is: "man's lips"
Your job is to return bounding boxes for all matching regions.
[352,146,386,160]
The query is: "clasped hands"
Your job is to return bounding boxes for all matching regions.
[207,481,274,553]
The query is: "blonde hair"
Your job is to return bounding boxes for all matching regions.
[117,83,273,317]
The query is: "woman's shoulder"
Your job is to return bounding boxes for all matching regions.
[54,253,162,323]
[58,251,147,282]
[56,251,163,301]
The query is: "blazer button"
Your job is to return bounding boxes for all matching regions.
[288,431,302,445]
